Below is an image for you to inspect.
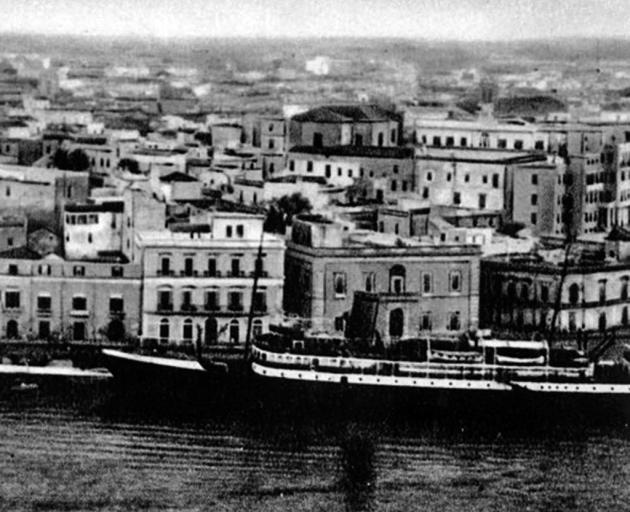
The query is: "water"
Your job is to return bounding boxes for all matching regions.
[1,386,630,511]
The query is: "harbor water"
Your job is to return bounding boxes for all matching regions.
[0,382,629,511]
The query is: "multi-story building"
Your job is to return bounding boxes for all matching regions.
[416,148,546,215]
[287,145,415,199]
[481,248,630,333]
[289,105,401,148]
[258,116,286,177]
[136,212,284,346]
[64,201,125,259]
[0,249,141,342]
[284,215,481,343]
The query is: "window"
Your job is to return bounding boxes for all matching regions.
[448,311,461,331]
[623,307,629,327]
[479,193,487,209]
[181,289,193,310]
[334,272,347,298]
[446,136,454,147]
[6,319,18,338]
[531,213,537,225]
[226,225,233,238]
[268,138,275,150]
[159,318,170,342]
[254,290,267,312]
[8,264,17,275]
[531,174,538,185]
[37,295,51,311]
[228,291,243,311]
[420,312,432,331]
[160,256,171,276]
[109,297,124,313]
[449,271,462,293]
[313,133,323,147]
[231,258,241,277]
[389,265,406,294]
[460,137,467,147]
[378,221,384,232]
[205,290,219,310]
[422,272,432,295]
[497,139,507,149]
[453,192,461,205]
[389,308,404,337]
[38,321,50,339]
[111,266,123,277]
[5,290,20,309]
[534,140,545,150]
[5,186,9,197]
[492,174,499,188]
[377,133,384,146]
[393,165,399,174]
[541,284,549,303]
[422,187,429,199]
[325,165,331,178]
[569,283,580,305]
[182,319,194,342]
[184,257,194,276]
[158,289,173,310]
[207,258,217,277]
[391,128,397,144]
[432,136,441,146]
[514,140,524,150]
[391,180,397,192]
[599,312,607,331]
[289,160,295,171]
[229,319,240,343]
[253,319,263,339]
[446,173,452,182]
[337,167,342,177]
[73,322,86,341]
[7,237,12,247]
[464,173,470,183]
[394,224,399,235]
[73,265,85,277]
[355,134,363,146]
[531,194,538,206]
[622,277,629,300]
[364,272,376,292]
[426,172,432,182]
[72,296,87,311]
[599,279,607,304]
[307,161,313,173]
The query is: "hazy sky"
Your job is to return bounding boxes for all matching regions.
[0,0,628,40]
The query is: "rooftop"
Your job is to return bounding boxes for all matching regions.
[160,171,198,183]
[292,104,398,124]
[65,201,125,214]
[290,145,414,159]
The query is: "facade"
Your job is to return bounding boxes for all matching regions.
[289,105,401,148]
[480,250,630,333]
[259,116,286,178]
[136,212,284,346]
[64,201,125,259]
[416,148,546,215]
[284,216,481,343]
[288,145,415,198]
[0,250,141,342]
[0,215,26,252]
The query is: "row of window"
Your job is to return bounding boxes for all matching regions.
[156,289,267,312]
[421,134,544,151]
[423,170,501,188]
[386,307,462,337]
[5,264,124,277]
[65,214,101,225]
[333,268,463,297]
[158,255,265,277]
[3,319,95,341]
[156,317,263,344]
[4,290,124,313]
[502,278,630,304]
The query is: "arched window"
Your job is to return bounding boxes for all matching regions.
[621,276,629,301]
[389,265,406,294]
[159,318,169,343]
[182,318,193,342]
[377,132,384,147]
[6,319,18,339]
[229,319,240,344]
[389,308,404,338]
[569,283,580,305]
[252,319,263,339]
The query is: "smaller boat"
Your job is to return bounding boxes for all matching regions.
[10,381,38,393]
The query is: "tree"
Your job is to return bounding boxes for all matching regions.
[118,157,140,174]
[52,148,90,172]
[264,193,312,234]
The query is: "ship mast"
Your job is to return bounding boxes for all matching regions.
[244,227,265,361]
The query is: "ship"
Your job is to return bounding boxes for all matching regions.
[249,322,630,418]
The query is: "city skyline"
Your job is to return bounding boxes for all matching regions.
[1,0,629,41]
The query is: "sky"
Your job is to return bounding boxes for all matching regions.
[0,0,628,41]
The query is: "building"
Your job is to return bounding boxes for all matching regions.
[288,145,415,198]
[0,215,27,252]
[63,201,124,260]
[416,147,546,215]
[480,248,630,333]
[136,212,284,346]
[284,215,481,342]
[0,249,141,342]
[258,116,286,178]
[289,105,401,148]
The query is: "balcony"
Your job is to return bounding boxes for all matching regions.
[228,303,244,312]
[250,270,269,278]
[157,270,175,277]
[203,270,220,277]
[70,309,90,317]
[37,308,52,316]
[109,310,126,318]
[181,304,197,312]
[179,270,199,277]
[157,303,174,312]
[253,304,267,314]
[226,270,246,278]
[204,303,221,311]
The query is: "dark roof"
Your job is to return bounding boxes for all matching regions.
[160,171,198,183]
[494,96,568,118]
[65,201,124,213]
[267,175,328,185]
[292,105,398,123]
[0,246,40,259]
[170,223,212,233]
[607,225,630,242]
[289,145,414,159]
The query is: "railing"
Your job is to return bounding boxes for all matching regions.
[157,270,175,276]
[181,304,197,312]
[228,303,244,312]
[226,270,246,277]
[157,303,174,311]
[204,303,221,311]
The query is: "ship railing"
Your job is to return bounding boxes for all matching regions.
[251,346,595,382]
